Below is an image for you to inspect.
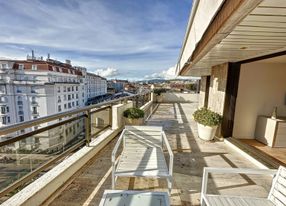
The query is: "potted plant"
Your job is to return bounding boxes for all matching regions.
[123,107,145,125]
[153,88,166,102]
[193,107,222,141]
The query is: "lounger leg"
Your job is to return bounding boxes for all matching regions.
[167,177,172,194]
[112,166,115,189]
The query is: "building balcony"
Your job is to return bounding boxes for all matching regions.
[31,111,39,116]
[31,101,38,106]
[0,92,281,206]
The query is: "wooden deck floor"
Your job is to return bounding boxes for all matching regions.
[49,103,273,206]
[239,139,286,166]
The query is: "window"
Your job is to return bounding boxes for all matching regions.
[6,106,9,113]
[31,86,36,93]
[76,94,78,99]
[1,106,6,114]
[64,104,67,109]
[1,64,8,69]
[32,107,37,114]
[16,87,22,93]
[63,86,66,92]
[64,94,66,101]
[76,101,79,106]
[67,87,71,92]
[72,94,74,98]
[2,116,6,124]
[72,102,74,107]
[57,87,60,93]
[19,116,24,122]
[7,116,10,123]
[58,105,62,112]
[31,64,37,71]
[68,95,71,100]
[19,64,24,70]
[0,96,7,103]
[68,103,71,108]
[58,96,61,103]
[72,86,74,91]
[76,86,78,91]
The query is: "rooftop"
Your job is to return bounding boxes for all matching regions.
[49,102,272,206]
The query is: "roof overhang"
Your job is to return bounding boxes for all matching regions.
[177,0,286,77]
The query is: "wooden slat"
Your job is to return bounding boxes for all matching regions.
[260,0,286,8]
[247,15,286,23]
[252,7,286,16]
[205,195,275,206]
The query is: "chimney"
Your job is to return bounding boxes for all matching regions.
[31,50,35,59]
[65,59,71,65]
[47,53,50,60]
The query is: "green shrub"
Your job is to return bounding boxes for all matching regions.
[123,108,144,119]
[193,107,222,126]
[153,88,166,96]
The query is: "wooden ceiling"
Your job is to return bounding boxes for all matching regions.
[185,0,286,76]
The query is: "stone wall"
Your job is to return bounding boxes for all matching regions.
[208,63,228,115]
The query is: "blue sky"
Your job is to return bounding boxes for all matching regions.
[0,0,192,80]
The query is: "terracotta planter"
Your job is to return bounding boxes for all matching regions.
[124,117,144,125]
[197,123,217,141]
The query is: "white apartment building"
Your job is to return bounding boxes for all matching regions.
[0,57,107,152]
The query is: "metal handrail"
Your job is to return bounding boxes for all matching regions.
[0,92,150,136]
[0,92,151,198]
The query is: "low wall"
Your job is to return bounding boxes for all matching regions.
[156,93,198,103]
[2,128,121,206]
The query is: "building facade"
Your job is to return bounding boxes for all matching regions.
[0,57,107,152]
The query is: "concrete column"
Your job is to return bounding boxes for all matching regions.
[111,101,133,130]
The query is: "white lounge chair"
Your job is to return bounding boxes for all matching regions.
[201,166,286,206]
[99,190,170,206]
[111,126,173,192]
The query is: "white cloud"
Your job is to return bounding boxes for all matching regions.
[144,66,177,80]
[144,65,195,80]
[93,67,119,78]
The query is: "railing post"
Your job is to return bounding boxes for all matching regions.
[135,96,139,108]
[85,110,91,146]
[109,105,112,128]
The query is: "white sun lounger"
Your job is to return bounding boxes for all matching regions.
[111,126,173,192]
[201,166,286,206]
[99,190,170,206]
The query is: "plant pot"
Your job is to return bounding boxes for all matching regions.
[124,117,144,125]
[197,123,217,141]
[156,95,162,103]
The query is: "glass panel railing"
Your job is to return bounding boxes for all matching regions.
[90,106,111,137]
[0,116,86,195]
[0,92,150,199]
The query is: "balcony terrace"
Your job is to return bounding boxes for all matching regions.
[50,101,272,205]
[0,93,276,206]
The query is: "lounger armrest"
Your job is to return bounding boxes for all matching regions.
[111,129,125,163]
[200,167,277,205]
[162,131,173,176]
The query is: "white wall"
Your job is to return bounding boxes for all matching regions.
[157,93,198,103]
[233,62,286,139]
[178,0,224,74]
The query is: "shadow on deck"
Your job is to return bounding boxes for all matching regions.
[49,103,272,206]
